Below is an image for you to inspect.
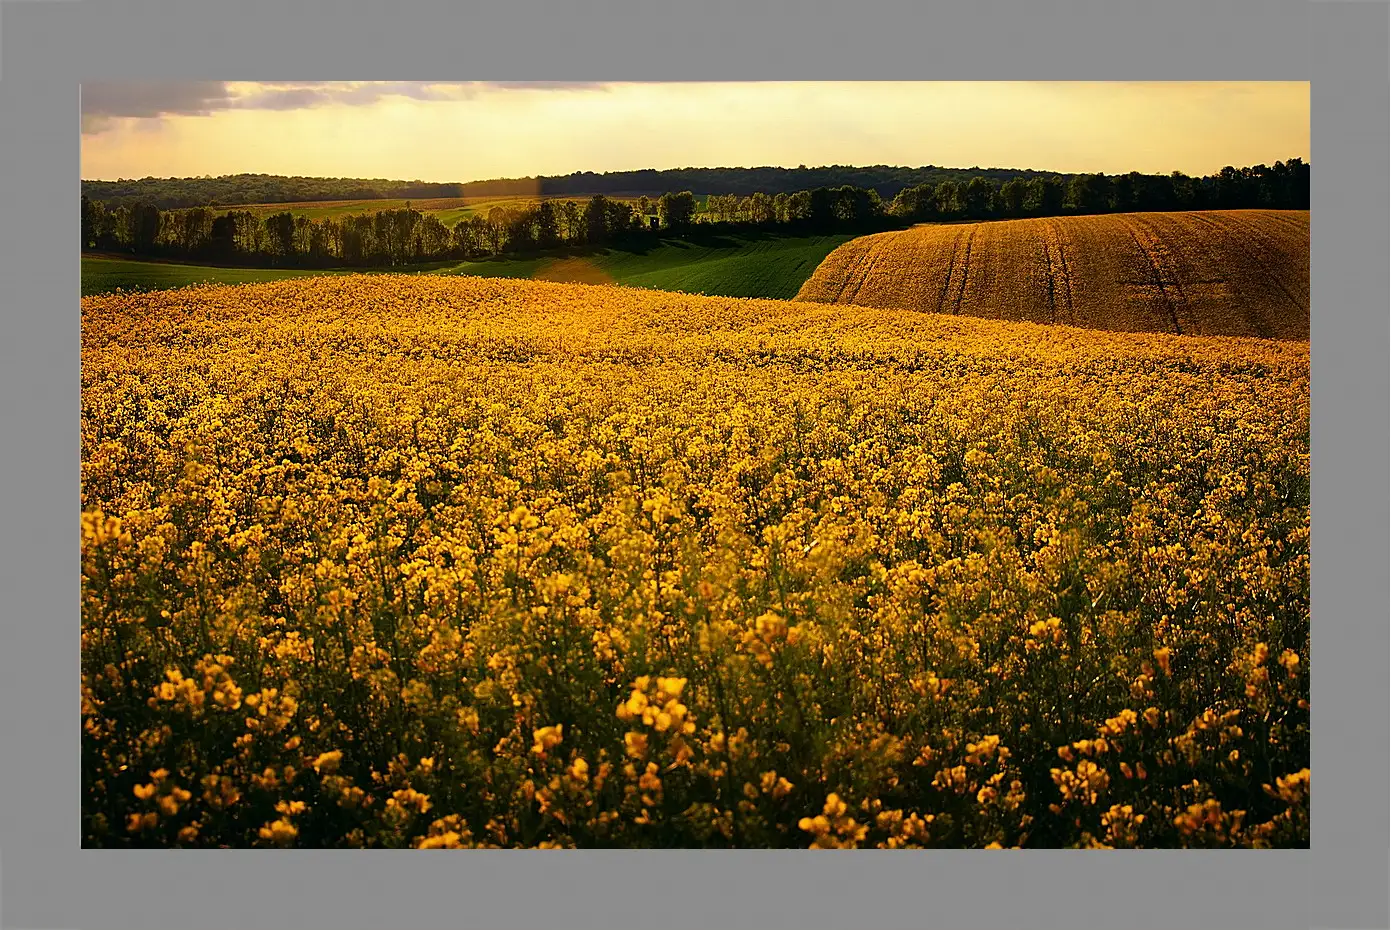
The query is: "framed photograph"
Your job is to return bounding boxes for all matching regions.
[78,80,1311,851]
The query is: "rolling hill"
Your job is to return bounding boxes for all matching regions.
[794,210,1309,340]
[81,232,854,300]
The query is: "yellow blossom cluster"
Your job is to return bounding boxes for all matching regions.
[81,275,1308,848]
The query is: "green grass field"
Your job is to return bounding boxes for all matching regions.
[82,232,854,301]
[80,257,366,296]
[437,232,855,299]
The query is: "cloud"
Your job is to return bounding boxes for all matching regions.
[81,81,614,133]
[485,81,616,91]
[229,81,465,110]
[80,81,234,133]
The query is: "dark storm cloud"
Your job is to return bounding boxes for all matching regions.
[80,81,614,133]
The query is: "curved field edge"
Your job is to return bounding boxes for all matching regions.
[794,210,1309,341]
[82,233,855,301]
[82,275,1309,849]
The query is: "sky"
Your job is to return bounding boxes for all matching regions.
[80,81,1311,182]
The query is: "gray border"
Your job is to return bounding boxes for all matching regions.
[1,0,1383,928]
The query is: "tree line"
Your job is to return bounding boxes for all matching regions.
[885,159,1309,222]
[700,160,1309,225]
[82,159,1309,268]
[82,164,1070,210]
[81,160,1307,212]
[82,193,699,268]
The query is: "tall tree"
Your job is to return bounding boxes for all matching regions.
[466,215,490,255]
[486,206,508,252]
[889,182,937,221]
[81,196,105,250]
[771,192,791,223]
[1214,166,1243,208]
[558,201,582,243]
[583,195,611,245]
[130,200,162,253]
[747,191,775,225]
[180,207,214,254]
[657,191,696,231]
[1023,178,1063,216]
[1110,172,1140,213]
[806,187,836,230]
[536,201,561,249]
[208,213,237,259]
[962,177,994,219]
[450,220,474,257]
[998,178,1027,217]
[292,215,314,258]
[506,207,538,252]
[785,190,812,224]
[605,199,637,238]
[265,212,297,262]
[1066,174,1111,213]
[934,180,963,219]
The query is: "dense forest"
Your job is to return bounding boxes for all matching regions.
[84,165,1073,209]
[81,159,1309,269]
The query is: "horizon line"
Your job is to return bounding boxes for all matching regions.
[80,156,1311,187]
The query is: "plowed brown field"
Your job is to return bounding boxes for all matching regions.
[794,210,1309,340]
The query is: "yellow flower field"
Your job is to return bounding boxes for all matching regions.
[81,274,1309,848]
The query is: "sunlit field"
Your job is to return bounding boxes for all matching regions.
[796,210,1309,340]
[81,233,855,299]
[81,274,1309,849]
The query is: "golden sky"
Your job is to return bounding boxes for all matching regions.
[80,81,1310,182]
